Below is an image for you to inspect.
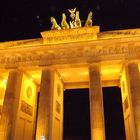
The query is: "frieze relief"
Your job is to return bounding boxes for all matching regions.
[0,42,140,67]
[41,26,99,44]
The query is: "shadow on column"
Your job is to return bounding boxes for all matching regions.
[63,89,91,140]
[103,87,126,140]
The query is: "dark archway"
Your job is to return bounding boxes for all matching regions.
[63,89,91,140]
[103,87,126,140]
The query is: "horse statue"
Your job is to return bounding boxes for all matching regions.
[85,12,93,27]
[50,17,61,30]
[75,11,82,28]
[61,13,70,29]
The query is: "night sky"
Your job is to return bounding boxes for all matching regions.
[1,0,140,41]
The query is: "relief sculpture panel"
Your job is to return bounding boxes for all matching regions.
[21,100,33,116]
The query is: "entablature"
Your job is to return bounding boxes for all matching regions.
[1,28,140,68]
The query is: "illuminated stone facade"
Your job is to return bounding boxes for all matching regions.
[0,26,140,140]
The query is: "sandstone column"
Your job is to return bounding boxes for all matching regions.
[125,62,140,140]
[0,70,23,140]
[36,69,54,140]
[89,64,105,140]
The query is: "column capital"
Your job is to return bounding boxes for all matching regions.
[41,67,55,71]
[89,63,101,74]
[123,61,139,67]
[123,62,139,78]
[120,61,139,78]
[89,63,101,68]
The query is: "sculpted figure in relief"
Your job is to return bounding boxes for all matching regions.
[50,17,61,30]
[75,11,82,28]
[68,8,76,28]
[61,13,70,29]
[85,12,93,27]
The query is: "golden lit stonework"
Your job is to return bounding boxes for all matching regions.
[0,9,140,140]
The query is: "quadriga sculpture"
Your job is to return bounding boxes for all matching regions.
[85,12,93,27]
[61,13,70,29]
[75,11,82,28]
[50,17,61,30]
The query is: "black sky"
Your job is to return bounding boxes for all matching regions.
[1,0,140,41]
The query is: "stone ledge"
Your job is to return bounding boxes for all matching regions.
[98,28,140,40]
[0,38,43,50]
[41,26,100,44]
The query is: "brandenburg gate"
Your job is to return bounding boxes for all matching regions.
[0,13,140,140]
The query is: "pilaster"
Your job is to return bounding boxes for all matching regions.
[124,62,140,140]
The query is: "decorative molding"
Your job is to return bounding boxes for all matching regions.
[57,84,61,96]
[56,101,61,114]
[122,81,126,94]
[123,97,129,112]
[0,38,42,50]
[26,86,32,99]
[99,28,140,39]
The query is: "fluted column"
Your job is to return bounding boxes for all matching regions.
[125,62,140,140]
[36,69,54,140]
[89,64,105,140]
[0,71,23,140]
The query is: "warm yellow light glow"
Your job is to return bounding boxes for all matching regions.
[92,128,104,140]
[41,136,45,140]
[101,64,122,81]
[60,73,69,77]
[0,79,7,106]
[80,71,89,76]
[30,78,33,81]
[3,79,7,84]
[101,69,120,74]
[59,76,62,80]
[26,70,41,85]
[58,67,89,83]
